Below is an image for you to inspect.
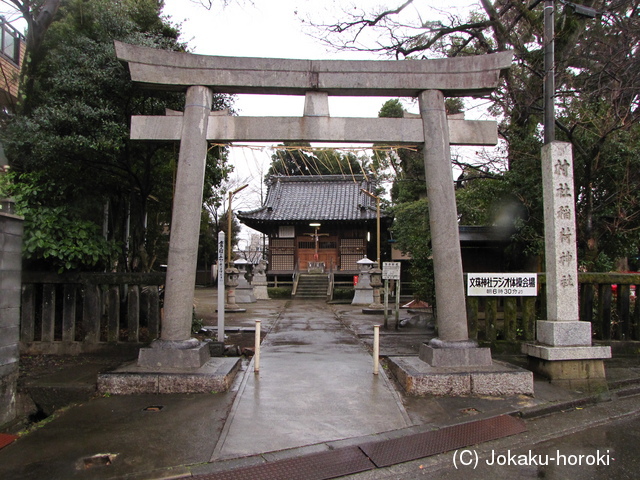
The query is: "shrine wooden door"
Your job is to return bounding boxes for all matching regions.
[297,235,339,270]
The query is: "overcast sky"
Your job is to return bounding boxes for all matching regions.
[161,0,417,118]
[160,0,413,221]
[160,0,490,244]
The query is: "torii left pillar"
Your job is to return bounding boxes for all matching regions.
[137,85,213,368]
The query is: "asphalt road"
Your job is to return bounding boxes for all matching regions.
[342,394,640,480]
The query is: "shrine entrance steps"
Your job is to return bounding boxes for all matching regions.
[294,274,329,300]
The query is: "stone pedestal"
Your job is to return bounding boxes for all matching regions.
[98,357,241,395]
[137,339,210,369]
[234,259,256,303]
[419,340,492,367]
[388,339,533,397]
[524,337,611,391]
[235,286,256,303]
[352,277,373,305]
[253,272,269,300]
[526,356,607,391]
[388,356,534,397]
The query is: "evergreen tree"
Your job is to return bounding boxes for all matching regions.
[1,0,234,272]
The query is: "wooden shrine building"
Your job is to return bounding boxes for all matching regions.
[237,175,392,279]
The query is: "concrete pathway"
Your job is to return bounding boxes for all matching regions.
[212,300,411,459]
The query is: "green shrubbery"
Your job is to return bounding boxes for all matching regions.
[268,287,291,298]
[333,288,354,300]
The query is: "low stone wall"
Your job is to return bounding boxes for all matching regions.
[0,210,23,428]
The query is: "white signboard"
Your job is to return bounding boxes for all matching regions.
[217,231,225,341]
[467,273,537,297]
[217,232,225,283]
[383,262,401,280]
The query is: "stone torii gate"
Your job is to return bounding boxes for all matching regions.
[110,41,532,394]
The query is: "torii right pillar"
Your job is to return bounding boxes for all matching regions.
[418,90,486,359]
[524,142,611,391]
[389,90,534,397]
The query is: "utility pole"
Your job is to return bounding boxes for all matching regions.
[361,189,381,266]
[544,0,598,144]
[544,0,555,144]
[227,184,248,265]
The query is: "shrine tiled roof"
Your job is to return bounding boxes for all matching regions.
[237,175,388,226]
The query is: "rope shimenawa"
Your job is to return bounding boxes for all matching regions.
[207,143,420,181]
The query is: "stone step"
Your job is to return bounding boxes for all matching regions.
[295,275,329,299]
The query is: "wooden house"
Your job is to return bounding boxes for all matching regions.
[0,17,25,115]
[0,17,26,212]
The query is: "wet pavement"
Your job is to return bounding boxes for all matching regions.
[343,394,640,479]
[1,289,640,479]
[213,301,411,459]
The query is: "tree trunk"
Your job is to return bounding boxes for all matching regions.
[17,0,62,114]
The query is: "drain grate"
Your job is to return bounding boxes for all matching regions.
[195,415,526,480]
[199,446,375,480]
[359,414,526,468]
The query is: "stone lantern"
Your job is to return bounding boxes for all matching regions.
[367,264,384,311]
[225,266,245,312]
[352,257,375,305]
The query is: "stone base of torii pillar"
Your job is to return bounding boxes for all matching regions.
[386,90,533,397]
[388,333,534,396]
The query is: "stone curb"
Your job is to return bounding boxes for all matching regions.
[518,377,640,419]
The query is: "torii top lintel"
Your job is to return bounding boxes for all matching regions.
[114,41,512,98]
